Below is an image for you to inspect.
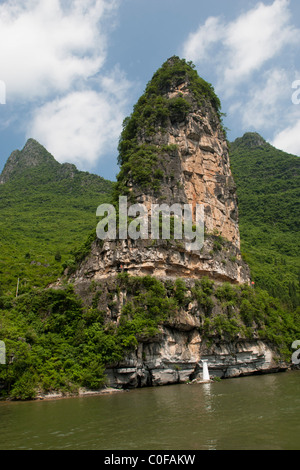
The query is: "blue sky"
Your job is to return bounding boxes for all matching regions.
[0,0,299,181]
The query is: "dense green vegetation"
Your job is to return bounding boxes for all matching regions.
[0,67,299,400]
[1,275,298,400]
[0,140,112,295]
[0,132,299,399]
[230,133,300,308]
[0,276,181,399]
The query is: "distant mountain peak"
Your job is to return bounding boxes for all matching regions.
[0,138,59,184]
[232,132,268,149]
[0,139,113,196]
[18,138,57,164]
[24,137,43,148]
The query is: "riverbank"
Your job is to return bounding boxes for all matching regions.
[0,386,126,403]
[36,387,127,401]
[35,365,295,402]
[2,362,297,403]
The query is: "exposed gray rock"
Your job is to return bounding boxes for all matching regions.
[71,236,250,286]
[104,326,287,389]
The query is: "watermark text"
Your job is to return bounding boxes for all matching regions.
[0,341,6,365]
[292,80,300,105]
[292,340,300,365]
[96,197,204,252]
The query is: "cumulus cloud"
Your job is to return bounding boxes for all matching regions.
[0,0,118,100]
[182,17,225,64]
[27,68,132,169]
[231,68,291,129]
[223,0,298,90]
[182,0,299,94]
[0,0,133,170]
[272,119,300,156]
[181,0,300,154]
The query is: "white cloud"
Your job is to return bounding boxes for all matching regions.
[182,0,299,94]
[232,68,290,129]
[182,17,225,64]
[0,0,133,170]
[181,0,300,159]
[0,0,119,100]
[27,69,132,169]
[272,119,300,156]
[223,0,298,90]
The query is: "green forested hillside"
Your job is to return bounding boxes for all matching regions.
[0,139,112,296]
[0,133,299,400]
[230,132,300,307]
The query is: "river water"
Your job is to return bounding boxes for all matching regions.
[0,371,299,450]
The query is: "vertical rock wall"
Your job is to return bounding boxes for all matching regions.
[72,57,250,285]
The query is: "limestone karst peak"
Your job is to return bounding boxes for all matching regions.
[71,57,251,286]
[115,57,241,248]
[148,56,222,113]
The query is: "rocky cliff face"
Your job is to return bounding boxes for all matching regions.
[72,236,250,285]
[133,77,241,248]
[72,276,288,389]
[67,58,285,389]
[116,57,241,247]
[106,333,285,389]
[71,57,250,286]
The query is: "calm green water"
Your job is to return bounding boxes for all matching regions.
[0,371,299,450]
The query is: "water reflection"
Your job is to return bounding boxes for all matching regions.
[202,383,213,411]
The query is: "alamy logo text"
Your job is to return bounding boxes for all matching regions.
[96,197,204,252]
